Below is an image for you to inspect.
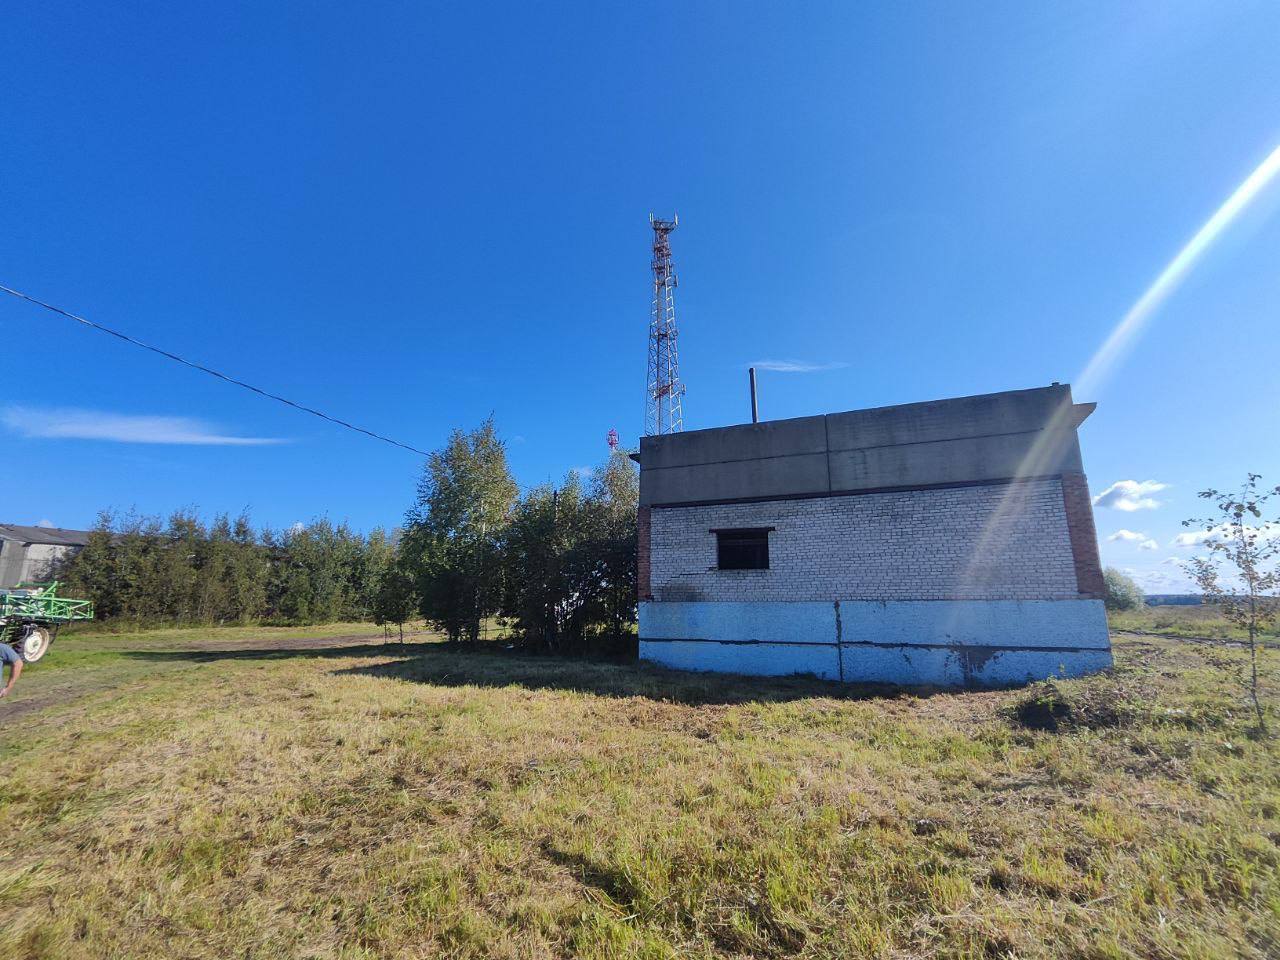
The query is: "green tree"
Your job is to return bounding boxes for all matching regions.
[113,512,167,624]
[500,453,639,653]
[198,514,237,623]
[373,561,418,643]
[271,520,367,624]
[228,512,268,623]
[502,474,587,650]
[402,418,517,643]
[160,509,205,623]
[583,451,639,643]
[1102,567,1145,612]
[1183,474,1279,733]
[60,511,121,620]
[359,527,398,622]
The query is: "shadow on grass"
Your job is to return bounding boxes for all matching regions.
[122,641,442,663]
[123,638,945,705]
[330,641,941,706]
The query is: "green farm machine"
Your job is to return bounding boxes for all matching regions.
[0,581,94,662]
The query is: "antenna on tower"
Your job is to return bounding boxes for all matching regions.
[646,213,686,435]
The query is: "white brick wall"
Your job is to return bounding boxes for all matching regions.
[648,479,1079,602]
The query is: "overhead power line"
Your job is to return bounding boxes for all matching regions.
[0,283,430,457]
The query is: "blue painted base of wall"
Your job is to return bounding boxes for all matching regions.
[642,639,843,680]
[638,599,1111,687]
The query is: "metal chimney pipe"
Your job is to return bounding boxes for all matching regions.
[749,367,759,423]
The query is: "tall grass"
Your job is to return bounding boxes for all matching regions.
[1,627,1275,959]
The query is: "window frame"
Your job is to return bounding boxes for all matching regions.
[711,526,774,571]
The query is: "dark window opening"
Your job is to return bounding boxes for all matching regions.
[713,527,771,570]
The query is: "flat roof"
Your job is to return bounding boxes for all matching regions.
[638,383,1095,507]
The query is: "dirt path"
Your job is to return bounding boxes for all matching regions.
[1,660,163,724]
[2,627,400,726]
[183,631,395,651]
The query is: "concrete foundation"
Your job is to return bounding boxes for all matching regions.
[638,599,1111,687]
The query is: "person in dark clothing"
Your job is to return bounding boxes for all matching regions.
[0,641,23,698]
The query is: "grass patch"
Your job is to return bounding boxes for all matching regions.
[1006,677,1148,732]
[0,628,1276,958]
[1109,603,1280,642]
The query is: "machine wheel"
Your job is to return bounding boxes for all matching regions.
[16,624,52,663]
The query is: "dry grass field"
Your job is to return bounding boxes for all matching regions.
[1,614,1276,959]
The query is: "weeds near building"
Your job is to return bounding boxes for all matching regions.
[1183,474,1279,733]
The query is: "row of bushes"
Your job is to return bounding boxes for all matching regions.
[62,512,396,626]
[58,419,640,650]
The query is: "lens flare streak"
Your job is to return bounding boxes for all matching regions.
[954,143,1280,606]
[1076,143,1280,398]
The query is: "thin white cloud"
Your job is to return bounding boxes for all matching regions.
[572,466,593,479]
[1093,479,1169,512]
[2,406,284,447]
[1161,556,1185,565]
[1107,529,1145,542]
[1172,522,1280,549]
[1129,568,1196,592]
[750,359,850,374]
[1107,529,1158,550]
[35,519,55,528]
[1173,529,1213,548]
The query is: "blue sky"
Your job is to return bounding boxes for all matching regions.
[3,2,1279,592]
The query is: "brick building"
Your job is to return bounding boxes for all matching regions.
[635,384,1111,686]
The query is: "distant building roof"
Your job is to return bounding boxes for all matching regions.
[0,524,94,547]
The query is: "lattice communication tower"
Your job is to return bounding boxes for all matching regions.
[645,214,685,435]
